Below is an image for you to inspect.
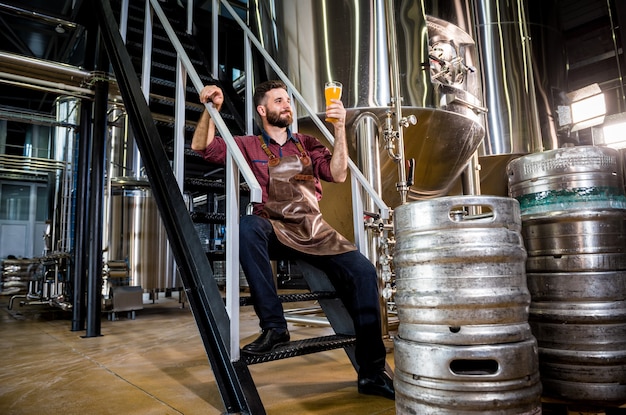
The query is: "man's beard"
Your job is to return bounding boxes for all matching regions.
[266,109,293,128]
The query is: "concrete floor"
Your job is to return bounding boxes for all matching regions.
[0,292,396,415]
[3,291,626,415]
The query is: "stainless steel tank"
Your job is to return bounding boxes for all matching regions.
[508,146,626,402]
[250,0,485,207]
[103,102,179,293]
[106,177,179,291]
[53,96,80,254]
[453,0,561,197]
[393,195,542,414]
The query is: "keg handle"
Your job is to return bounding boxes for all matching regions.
[446,198,499,223]
[436,197,523,232]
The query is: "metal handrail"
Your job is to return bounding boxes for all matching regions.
[148,0,262,204]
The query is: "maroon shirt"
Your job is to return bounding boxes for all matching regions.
[194,130,336,216]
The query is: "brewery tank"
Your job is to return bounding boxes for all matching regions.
[106,177,179,292]
[468,0,566,196]
[249,0,486,208]
[103,105,178,292]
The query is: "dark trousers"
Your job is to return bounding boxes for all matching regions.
[238,214,387,376]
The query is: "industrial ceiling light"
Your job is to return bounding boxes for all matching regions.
[594,112,626,149]
[55,24,65,34]
[557,83,606,132]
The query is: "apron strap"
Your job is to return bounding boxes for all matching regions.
[257,135,311,166]
[258,135,279,166]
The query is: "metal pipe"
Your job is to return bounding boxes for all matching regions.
[0,71,93,98]
[211,0,219,78]
[607,0,626,110]
[0,3,78,31]
[142,0,153,101]
[384,0,408,205]
[0,51,90,84]
[119,0,129,41]
[461,152,482,215]
[284,315,331,327]
[186,0,193,35]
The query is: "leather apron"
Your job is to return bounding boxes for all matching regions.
[259,137,356,256]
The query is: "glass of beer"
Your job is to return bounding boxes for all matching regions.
[324,81,342,122]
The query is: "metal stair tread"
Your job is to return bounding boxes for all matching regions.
[190,211,226,224]
[126,40,204,63]
[126,26,193,48]
[125,6,185,30]
[242,334,356,365]
[148,75,211,94]
[150,109,235,127]
[149,60,211,81]
[238,291,338,307]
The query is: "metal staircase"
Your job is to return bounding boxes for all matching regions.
[95,0,364,413]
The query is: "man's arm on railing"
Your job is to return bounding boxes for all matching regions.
[192,85,224,151]
[191,109,215,151]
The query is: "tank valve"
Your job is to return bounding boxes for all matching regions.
[399,114,417,128]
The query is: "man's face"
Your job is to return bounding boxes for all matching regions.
[260,88,293,127]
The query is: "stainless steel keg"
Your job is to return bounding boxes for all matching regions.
[394,337,542,415]
[393,196,532,345]
[507,145,626,218]
[508,145,626,402]
[393,196,541,414]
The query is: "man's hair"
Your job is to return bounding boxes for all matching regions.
[253,80,288,107]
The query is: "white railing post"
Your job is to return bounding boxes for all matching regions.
[186,0,193,35]
[174,58,186,191]
[141,0,153,101]
[225,155,240,361]
[119,0,129,41]
[244,37,254,135]
[211,0,219,78]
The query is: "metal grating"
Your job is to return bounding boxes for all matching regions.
[242,334,356,365]
[238,290,339,307]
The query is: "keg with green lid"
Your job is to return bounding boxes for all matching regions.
[507,145,626,402]
[507,145,626,217]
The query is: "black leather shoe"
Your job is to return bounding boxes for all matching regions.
[358,370,395,400]
[242,329,290,355]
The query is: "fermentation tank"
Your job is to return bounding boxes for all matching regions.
[249,0,486,208]
[107,177,179,291]
[103,105,178,293]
